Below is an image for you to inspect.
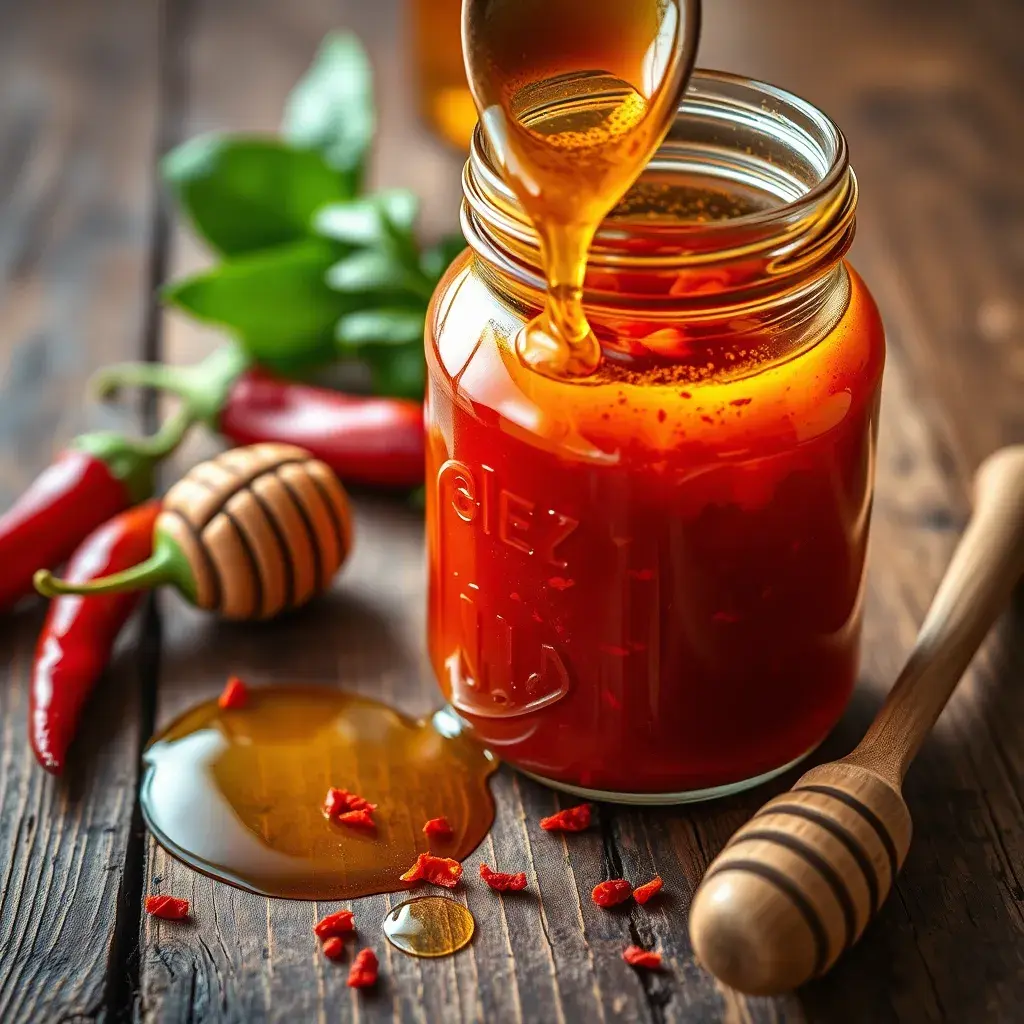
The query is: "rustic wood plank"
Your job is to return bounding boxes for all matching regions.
[0,0,163,1021]
[130,1,1024,1022]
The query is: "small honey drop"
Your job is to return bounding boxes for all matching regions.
[383,896,476,958]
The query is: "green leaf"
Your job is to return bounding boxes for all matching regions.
[162,135,346,256]
[336,309,426,349]
[163,240,353,373]
[368,345,426,400]
[420,232,467,283]
[282,32,374,195]
[314,191,419,248]
[326,250,431,303]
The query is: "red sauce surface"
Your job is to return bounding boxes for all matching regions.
[426,262,885,794]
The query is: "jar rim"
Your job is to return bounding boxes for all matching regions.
[461,69,858,313]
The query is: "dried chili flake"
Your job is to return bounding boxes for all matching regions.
[539,803,591,833]
[347,948,379,988]
[622,945,662,969]
[337,807,376,829]
[145,895,189,920]
[323,787,377,820]
[314,909,356,940]
[591,879,633,908]
[423,816,453,838]
[633,876,663,906]
[218,676,248,710]
[479,863,527,892]
[322,936,345,961]
[400,852,463,888]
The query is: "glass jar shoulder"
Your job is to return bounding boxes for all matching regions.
[426,254,885,465]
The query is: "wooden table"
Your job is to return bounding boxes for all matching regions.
[1,1,1022,1020]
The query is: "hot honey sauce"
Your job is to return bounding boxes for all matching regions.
[426,66,885,799]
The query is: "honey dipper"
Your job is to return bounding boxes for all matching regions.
[689,444,1024,995]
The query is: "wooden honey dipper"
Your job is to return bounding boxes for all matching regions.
[689,444,1024,995]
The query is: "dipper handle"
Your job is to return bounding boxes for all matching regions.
[689,445,1024,995]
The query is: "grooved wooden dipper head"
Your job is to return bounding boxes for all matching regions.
[689,445,1024,996]
[689,763,911,995]
[160,443,353,619]
[35,443,353,621]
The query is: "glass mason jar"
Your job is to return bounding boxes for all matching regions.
[410,0,476,149]
[425,71,885,803]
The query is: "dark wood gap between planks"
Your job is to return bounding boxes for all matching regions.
[100,0,197,1019]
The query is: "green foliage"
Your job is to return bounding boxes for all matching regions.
[161,33,464,396]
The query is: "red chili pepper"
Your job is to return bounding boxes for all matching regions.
[622,945,662,969]
[0,409,187,613]
[145,895,190,920]
[400,852,463,888]
[592,879,633,908]
[479,863,528,892]
[539,803,592,832]
[96,348,425,490]
[29,501,161,772]
[218,676,249,710]
[322,936,346,961]
[313,909,356,940]
[422,816,453,838]
[347,948,379,988]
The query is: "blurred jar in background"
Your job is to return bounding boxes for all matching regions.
[412,0,477,149]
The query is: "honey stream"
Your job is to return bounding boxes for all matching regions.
[141,687,497,900]
[463,0,699,379]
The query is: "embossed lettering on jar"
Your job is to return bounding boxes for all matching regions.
[425,73,885,802]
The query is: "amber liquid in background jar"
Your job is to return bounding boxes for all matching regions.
[412,0,477,149]
[425,73,885,802]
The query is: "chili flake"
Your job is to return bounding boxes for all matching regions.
[313,909,356,940]
[591,879,632,908]
[337,807,376,829]
[145,895,189,920]
[347,948,379,988]
[400,852,463,888]
[479,863,527,891]
[218,676,248,710]
[322,936,346,961]
[633,876,663,905]
[539,803,591,832]
[323,787,377,820]
[623,945,662,969]
[423,816,453,838]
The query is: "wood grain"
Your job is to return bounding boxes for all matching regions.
[0,0,1021,1021]
[0,0,162,1021]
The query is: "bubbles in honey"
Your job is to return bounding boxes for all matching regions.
[140,687,497,900]
[383,896,476,958]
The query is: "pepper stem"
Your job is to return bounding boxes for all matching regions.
[34,546,176,599]
[91,346,250,430]
[130,401,195,459]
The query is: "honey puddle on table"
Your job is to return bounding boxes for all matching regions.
[141,687,497,900]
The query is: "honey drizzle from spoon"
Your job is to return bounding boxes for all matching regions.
[463,0,700,379]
